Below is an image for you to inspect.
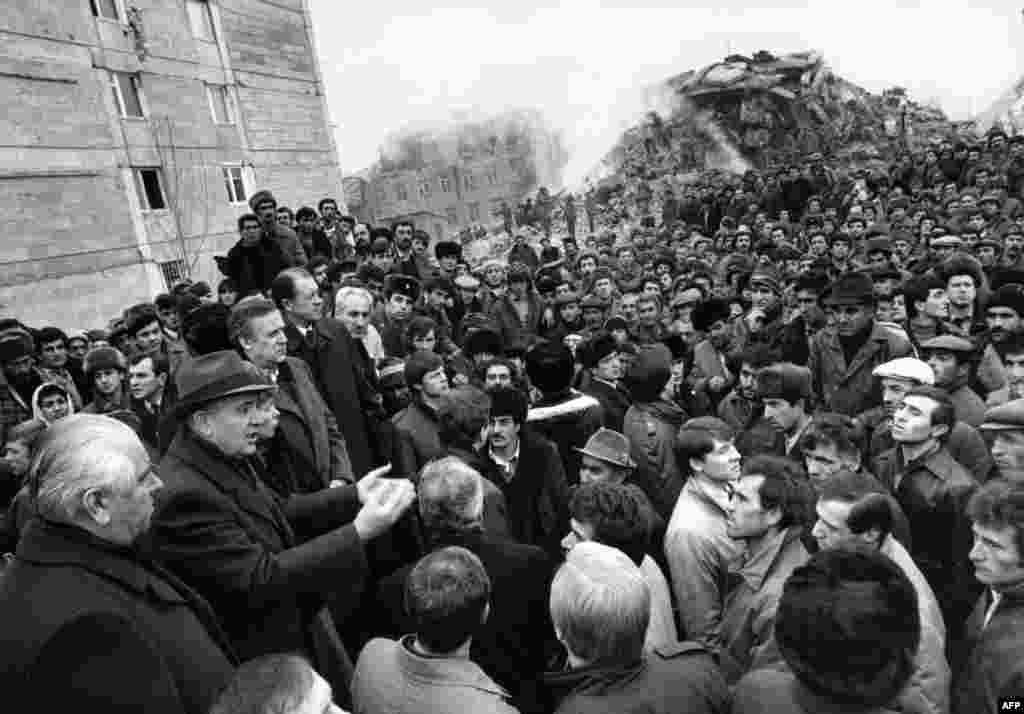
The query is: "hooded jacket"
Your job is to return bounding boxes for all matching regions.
[31,382,75,426]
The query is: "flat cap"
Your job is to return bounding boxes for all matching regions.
[580,294,607,310]
[823,272,875,305]
[981,399,1024,431]
[555,291,581,306]
[384,273,421,300]
[919,335,974,353]
[748,268,781,292]
[370,237,391,254]
[988,284,1024,317]
[873,357,935,385]
[866,237,893,255]
[454,274,480,290]
[757,363,812,401]
[930,235,963,249]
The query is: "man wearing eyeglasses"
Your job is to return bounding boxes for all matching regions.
[0,414,236,714]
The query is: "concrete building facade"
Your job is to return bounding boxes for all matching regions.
[0,0,342,331]
[344,110,567,241]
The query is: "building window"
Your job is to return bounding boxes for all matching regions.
[486,167,498,185]
[222,166,247,204]
[439,176,451,193]
[446,206,457,225]
[463,173,475,191]
[468,202,480,222]
[207,84,234,124]
[159,259,187,289]
[396,183,408,201]
[90,0,124,22]
[186,0,216,42]
[434,223,444,240]
[109,71,144,118]
[418,180,431,198]
[134,168,167,210]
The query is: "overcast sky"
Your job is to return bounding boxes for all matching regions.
[309,1,1022,176]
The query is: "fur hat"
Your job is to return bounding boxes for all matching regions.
[525,341,575,393]
[82,346,127,377]
[623,344,672,403]
[404,350,444,388]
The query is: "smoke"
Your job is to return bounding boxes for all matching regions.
[558,81,751,192]
[370,108,569,195]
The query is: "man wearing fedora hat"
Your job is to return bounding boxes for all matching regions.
[152,350,415,707]
[808,272,912,418]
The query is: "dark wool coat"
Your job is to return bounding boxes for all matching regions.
[152,429,368,706]
[285,318,384,478]
[262,357,353,496]
[0,519,236,714]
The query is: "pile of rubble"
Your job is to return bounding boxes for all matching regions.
[615,50,953,175]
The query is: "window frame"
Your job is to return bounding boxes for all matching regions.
[446,206,458,225]
[468,202,480,222]
[133,167,168,211]
[206,83,235,125]
[439,176,451,193]
[396,183,408,201]
[222,165,248,205]
[91,0,127,23]
[109,71,145,119]
[486,167,498,185]
[418,179,431,198]
[185,0,217,42]
[463,173,476,192]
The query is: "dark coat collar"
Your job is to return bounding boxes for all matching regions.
[164,429,292,545]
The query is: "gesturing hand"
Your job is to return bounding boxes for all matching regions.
[353,476,415,542]
[356,464,393,504]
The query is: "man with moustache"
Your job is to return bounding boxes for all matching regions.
[808,272,912,418]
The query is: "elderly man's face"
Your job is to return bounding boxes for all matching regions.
[338,294,371,339]
[242,310,288,369]
[200,392,276,458]
[105,460,164,545]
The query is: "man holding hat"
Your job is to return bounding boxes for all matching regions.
[152,351,415,706]
[373,274,421,358]
[920,335,986,427]
[808,272,912,417]
[980,399,1024,483]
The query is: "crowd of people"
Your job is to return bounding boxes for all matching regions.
[3,124,1024,714]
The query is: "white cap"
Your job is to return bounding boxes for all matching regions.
[872,357,934,386]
